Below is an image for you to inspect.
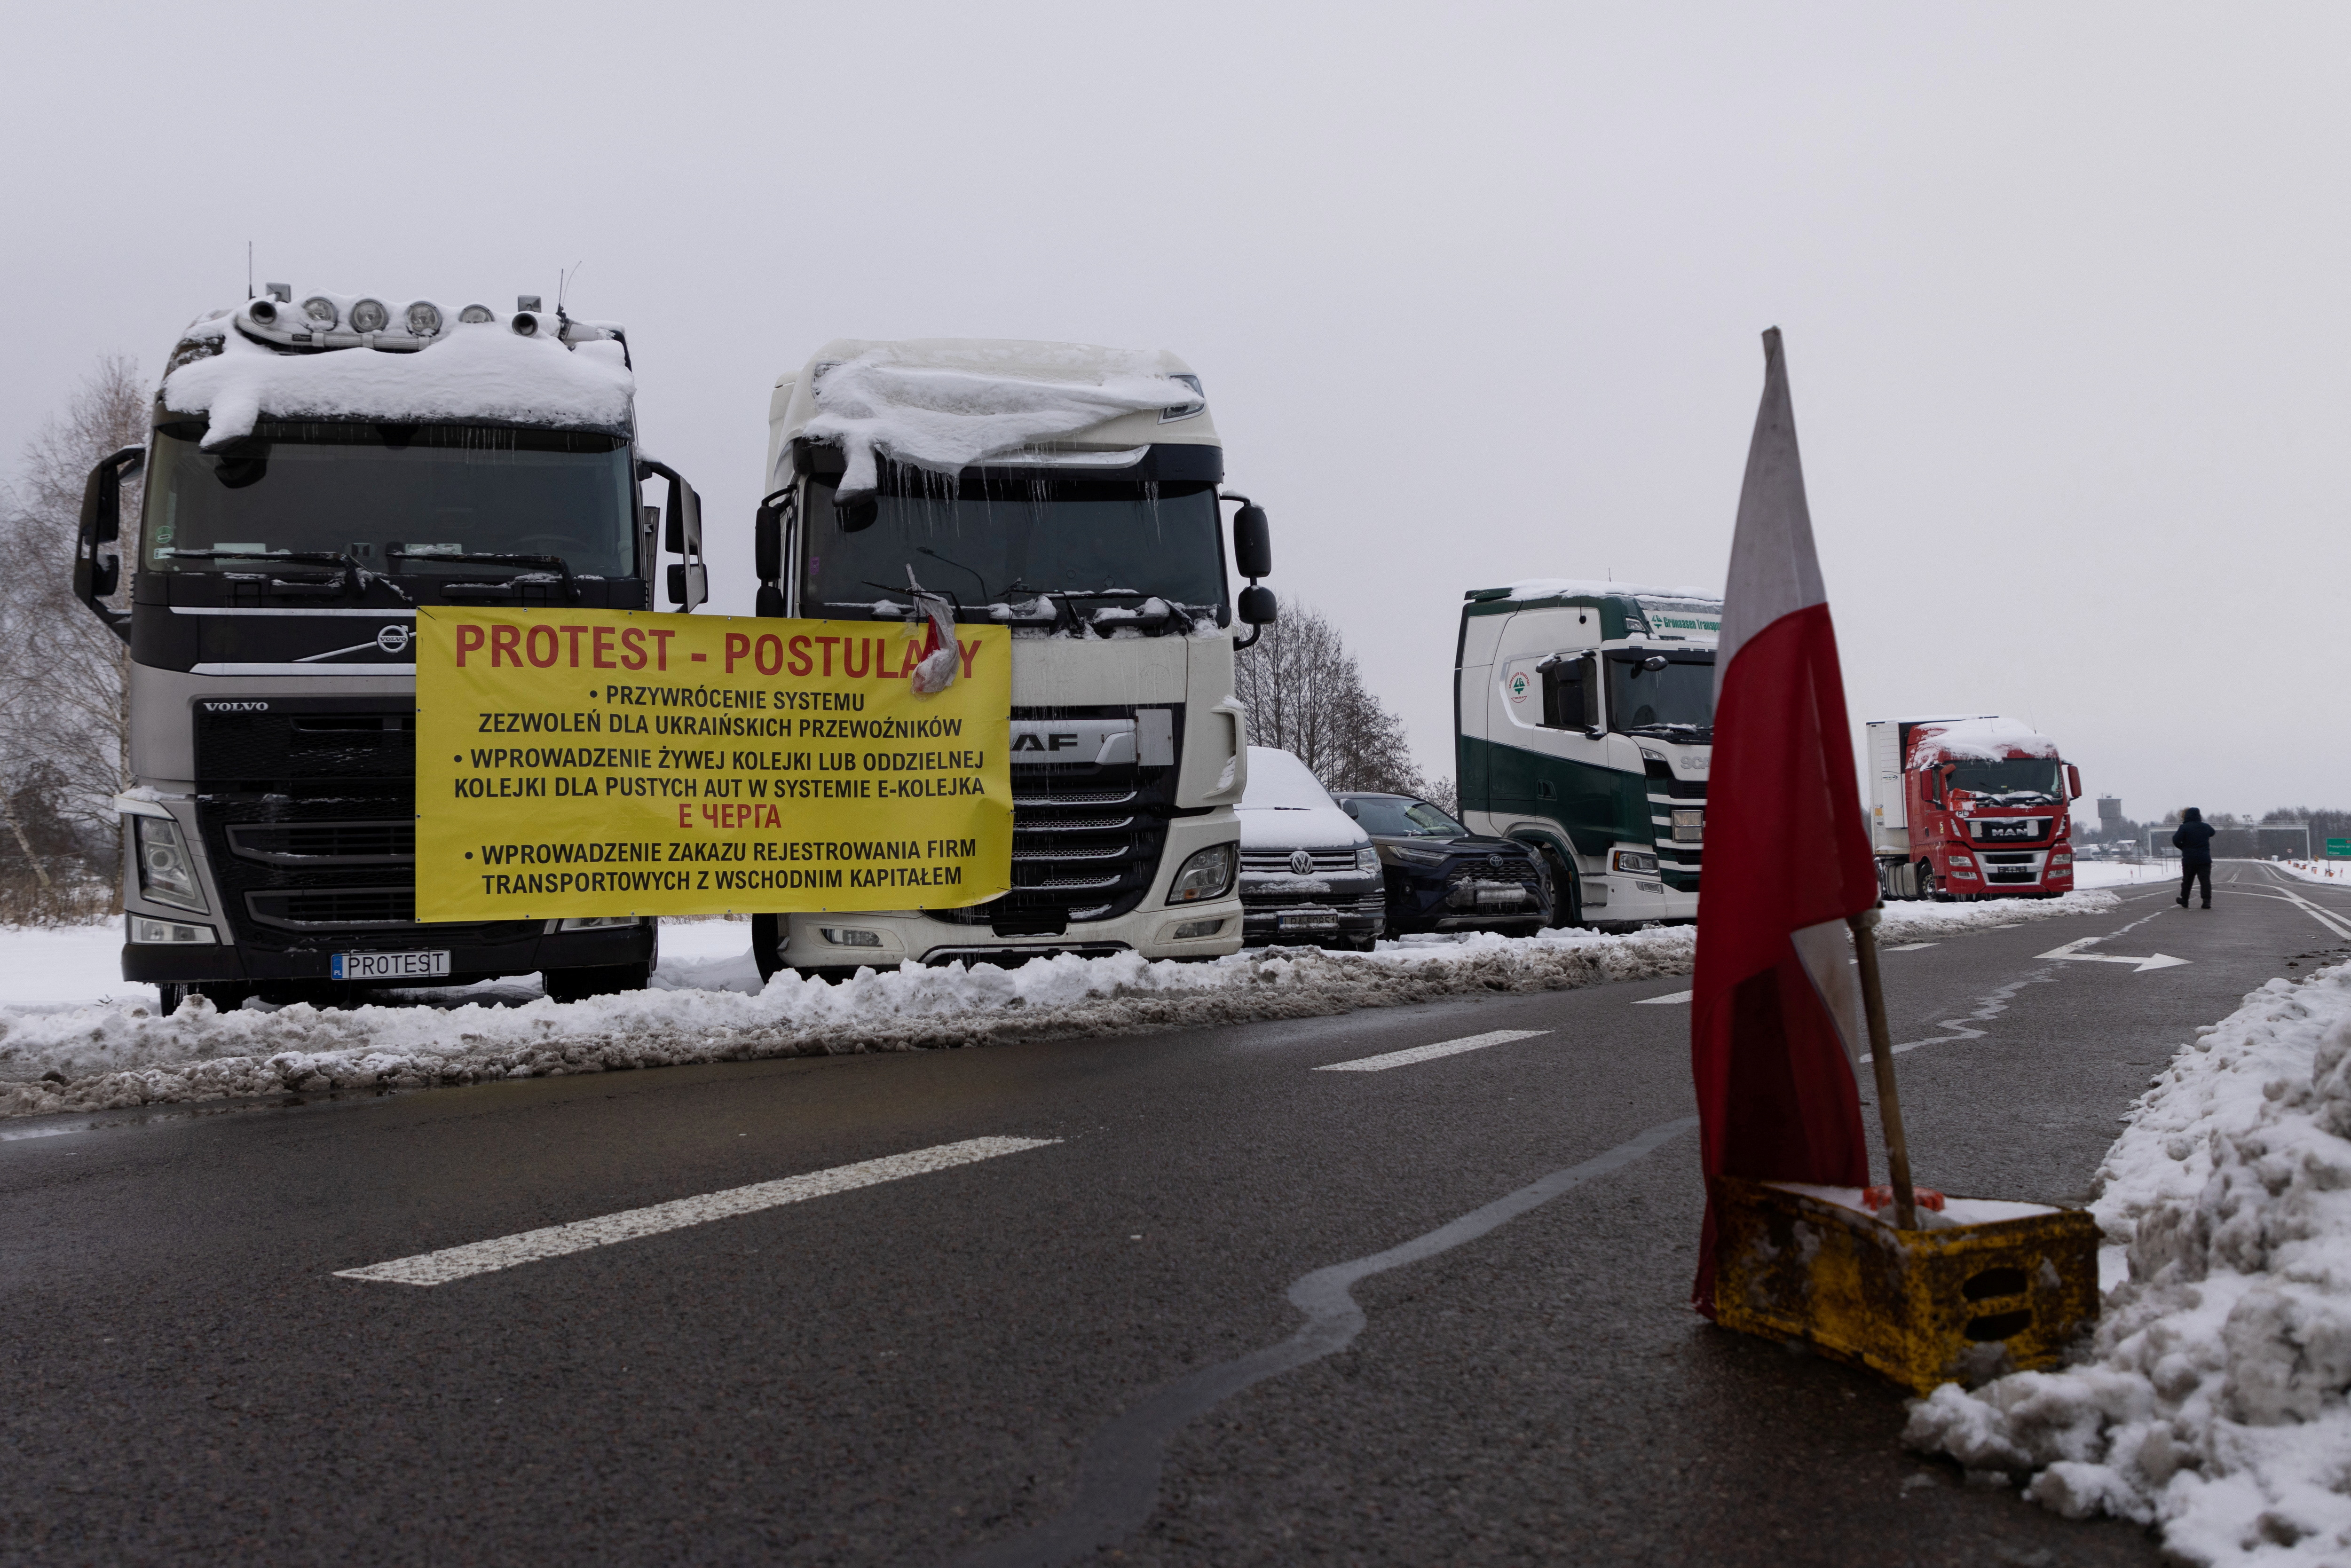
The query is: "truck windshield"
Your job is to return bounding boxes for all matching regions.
[1606,651,1715,741]
[1947,758,2063,803]
[141,422,636,576]
[800,473,1226,623]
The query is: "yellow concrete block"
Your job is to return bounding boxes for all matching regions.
[1712,1177,2101,1395]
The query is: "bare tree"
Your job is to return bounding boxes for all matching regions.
[0,353,147,916]
[1234,594,1431,798]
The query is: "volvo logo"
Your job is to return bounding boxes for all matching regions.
[199,701,270,712]
[375,624,413,654]
[1289,849,1315,876]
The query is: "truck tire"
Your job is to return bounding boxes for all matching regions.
[751,914,785,983]
[542,963,650,1004]
[1537,845,1582,928]
[1920,863,1951,902]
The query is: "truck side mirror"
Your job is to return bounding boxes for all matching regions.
[638,459,707,611]
[753,489,790,619]
[663,474,701,557]
[1232,503,1272,579]
[2066,764,2082,800]
[75,445,143,643]
[1238,584,1277,625]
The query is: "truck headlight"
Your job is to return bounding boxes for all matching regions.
[554,916,640,930]
[128,915,214,944]
[1165,843,1237,904]
[134,816,207,912]
[818,927,884,948]
[1355,845,1380,873]
[1610,849,1658,874]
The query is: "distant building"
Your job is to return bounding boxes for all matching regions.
[2098,796,2123,836]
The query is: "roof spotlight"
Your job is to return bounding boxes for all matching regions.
[517,295,542,312]
[301,296,339,327]
[511,312,540,337]
[248,299,279,324]
[348,298,390,334]
[406,301,442,336]
[458,304,494,324]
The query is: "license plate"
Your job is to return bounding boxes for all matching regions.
[1278,910,1339,931]
[1672,808,1704,843]
[331,949,451,981]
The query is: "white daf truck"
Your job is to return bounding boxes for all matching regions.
[79,284,707,1010]
[1453,580,1721,926]
[745,339,1276,975]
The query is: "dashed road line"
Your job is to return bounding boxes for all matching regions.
[1314,1029,1549,1072]
[334,1136,1060,1286]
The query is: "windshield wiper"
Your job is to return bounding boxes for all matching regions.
[389,547,578,604]
[164,549,414,606]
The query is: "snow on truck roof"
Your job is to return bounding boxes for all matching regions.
[768,338,1217,495]
[1899,715,2060,764]
[158,292,634,448]
[1478,578,1721,605]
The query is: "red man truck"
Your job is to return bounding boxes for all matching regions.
[1868,715,2083,900]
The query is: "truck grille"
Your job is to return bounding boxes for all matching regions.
[1645,761,1707,893]
[931,705,1183,933]
[192,699,534,952]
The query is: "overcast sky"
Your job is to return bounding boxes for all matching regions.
[6,3,2345,824]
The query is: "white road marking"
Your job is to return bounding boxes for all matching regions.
[1633,990,1695,1006]
[1316,1029,1549,1072]
[334,1136,1060,1287]
[1882,942,1936,952]
[2035,937,2190,972]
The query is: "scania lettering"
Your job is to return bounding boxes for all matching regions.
[1452,580,1722,926]
[79,284,706,1009]
[744,339,1277,974]
[1867,715,2083,900]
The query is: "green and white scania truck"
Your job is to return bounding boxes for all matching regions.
[1453,580,1721,927]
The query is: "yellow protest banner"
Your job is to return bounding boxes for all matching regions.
[412,608,1010,921]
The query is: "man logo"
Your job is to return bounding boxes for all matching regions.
[1289,849,1315,876]
[376,624,412,654]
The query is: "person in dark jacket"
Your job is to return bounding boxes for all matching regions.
[2174,807,2217,909]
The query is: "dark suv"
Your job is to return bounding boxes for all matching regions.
[1333,794,1548,937]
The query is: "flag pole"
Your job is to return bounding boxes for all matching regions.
[1847,906,1917,1229]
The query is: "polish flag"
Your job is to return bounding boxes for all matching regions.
[1690,329,1883,1316]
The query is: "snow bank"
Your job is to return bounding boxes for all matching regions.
[2277,861,2351,887]
[0,891,2113,1119]
[801,340,1202,499]
[1905,962,2351,1565]
[162,312,634,447]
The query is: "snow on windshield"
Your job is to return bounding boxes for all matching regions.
[162,313,634,449]
[802,342,1205,499]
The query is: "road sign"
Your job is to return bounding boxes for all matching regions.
[2329,838,2351,858]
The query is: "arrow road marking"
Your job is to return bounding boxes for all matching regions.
[2034,937,2191,972]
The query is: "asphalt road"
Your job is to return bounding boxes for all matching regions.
[6,862,2348,1567]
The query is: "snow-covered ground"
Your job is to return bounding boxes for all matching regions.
[1907,961,2351,1565]
[0,892,2115,1118]
[2275,860,2351,888]
[2073,859,2178,892]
